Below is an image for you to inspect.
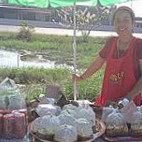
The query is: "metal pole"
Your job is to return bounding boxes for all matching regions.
[73,0,77,100]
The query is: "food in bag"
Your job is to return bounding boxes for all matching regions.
[54,124,78,142]
[0,96,7,109]
[36,104,61,117]
[105,112,129,137]
[0,77,26,110]
[77,106,96,126]
[31,115,60,141]
[130,111,142,136]
[76,118,93,141]
[8,94,22,110]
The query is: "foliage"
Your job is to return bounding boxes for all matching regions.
[76,6,110,41]
[0,32,107,69]
[25,84,45,101]
[53,6,111,41]
[0,32,107,101]
[0,67,72,98]
[16,21,35,41]
[0,67,103,101]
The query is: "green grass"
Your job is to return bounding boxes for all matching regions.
[0,31,107,101]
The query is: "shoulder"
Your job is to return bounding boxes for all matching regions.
[105,36,116,45]
[134,37,142,47]
[103,36,117,50]
[134,37,142,59]
[134,37,142,51]
[99,36,116,58]
[135,37,142,45]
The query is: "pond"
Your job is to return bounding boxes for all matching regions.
[0,49,73,70]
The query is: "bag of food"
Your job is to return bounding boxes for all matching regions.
[130,110,142,136]
[8,94,22,110]
[105,112,129,137]
[0,96,7,109]
[0,77,26,110]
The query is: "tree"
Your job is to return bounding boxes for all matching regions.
[53,6,112,41]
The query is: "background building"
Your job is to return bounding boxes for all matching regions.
[0,5,142,32]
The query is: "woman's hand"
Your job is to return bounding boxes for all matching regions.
[72,74,83,82]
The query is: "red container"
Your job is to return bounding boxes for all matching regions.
[0,109,12,115]
[19,109,27,116]
[14,112,27,139]
[3,113,15,139]
[0,114,3,136]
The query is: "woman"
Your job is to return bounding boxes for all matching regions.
[73,6,142,107]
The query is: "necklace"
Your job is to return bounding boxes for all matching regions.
[116,37,132,58]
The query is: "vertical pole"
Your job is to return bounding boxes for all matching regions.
[17,53,19,68]
[73,0,77,100]
[130,0,132,8]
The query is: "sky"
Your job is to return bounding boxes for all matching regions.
[117,0,142,17]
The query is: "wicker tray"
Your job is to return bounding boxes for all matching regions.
[103,135,142,141]
[29,119,106,142]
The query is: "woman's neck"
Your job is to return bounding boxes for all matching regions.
[118,35,133,50]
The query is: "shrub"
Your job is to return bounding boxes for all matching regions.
[16,21,35,41]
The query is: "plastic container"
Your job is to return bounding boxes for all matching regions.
[14,112,27,139]
[3,113,15,139]
[0,114,3,136]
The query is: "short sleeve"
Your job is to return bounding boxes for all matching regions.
[135,38,142,59]
[99,37,114,59]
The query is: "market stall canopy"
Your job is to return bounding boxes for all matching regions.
[6,0,133,8]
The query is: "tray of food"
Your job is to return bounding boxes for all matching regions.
[28,103,106,142]
[29,119,106,142]
[103,135,142,142]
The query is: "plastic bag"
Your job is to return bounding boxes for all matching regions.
[36,104,61,117]
[0,96,7,109]
[0,77,26,110]
[8,94,22,110]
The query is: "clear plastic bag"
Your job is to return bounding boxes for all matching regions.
[105,112,129,137]
[0,96,7,109]
[130,110,142,136]
[8,94,22,110]
[0,77,26,110]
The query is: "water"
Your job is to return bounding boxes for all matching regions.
[0,49,73,69]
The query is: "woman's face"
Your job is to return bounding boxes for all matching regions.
[113,10,134,38]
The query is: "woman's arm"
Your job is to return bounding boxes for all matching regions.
[72,37,112,83]
[81,56,106,79]
[72,56,106,82]
[126,59,142,101]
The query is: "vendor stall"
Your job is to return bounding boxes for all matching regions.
[25,85,142,142]
[1,81,142,142]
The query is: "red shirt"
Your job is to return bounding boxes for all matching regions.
[99,36,142,80]
[95,37,142,106]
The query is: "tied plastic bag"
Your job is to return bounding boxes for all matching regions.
[0,95,7,109]
[0,77,26,110]
[120,101,138,123]
[8,94,22,110]
[36,104,61,116]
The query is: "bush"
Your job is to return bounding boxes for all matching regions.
[16,21,35,41]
